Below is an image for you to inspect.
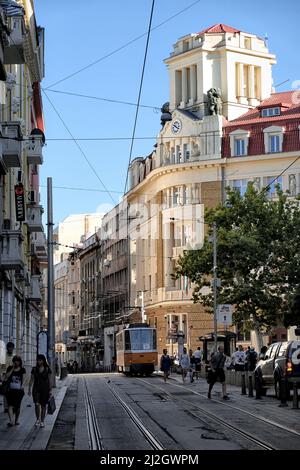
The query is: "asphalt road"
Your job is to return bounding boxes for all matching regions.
[46,373,300,451]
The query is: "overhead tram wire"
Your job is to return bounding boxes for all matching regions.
[123,0,156,194]
[44,88,161,111]
[41,89,117,205]
[42,0,202,90]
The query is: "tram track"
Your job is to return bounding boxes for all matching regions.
[83,377,103,450]
[106,381,165,450]
[132,377,300,450]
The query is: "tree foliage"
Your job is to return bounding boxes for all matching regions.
[174,183,300,333]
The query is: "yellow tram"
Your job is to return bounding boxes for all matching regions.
[116,324,158,376]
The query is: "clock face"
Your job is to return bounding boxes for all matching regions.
[171,119,182,134]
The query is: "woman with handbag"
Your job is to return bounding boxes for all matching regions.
[28,354,52,428]
[5,355,26,427]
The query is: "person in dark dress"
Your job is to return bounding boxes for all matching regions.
[5,355,26,427]
[28,354,52,428]
[160,349,172,382]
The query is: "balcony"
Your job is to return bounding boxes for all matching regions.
[3,16,26,65]
[0,230,24,270]
[27,136,43,165]
[27,205,43,233]
[1,122,22,168]
[28,275,42,302]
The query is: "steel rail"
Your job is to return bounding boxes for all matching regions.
[137,378,278,450]
[83,378,103,450]
[106,382,164,450]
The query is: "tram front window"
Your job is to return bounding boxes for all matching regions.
[130,330,154,351]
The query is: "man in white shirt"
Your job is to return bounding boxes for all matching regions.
[232,345,246,372]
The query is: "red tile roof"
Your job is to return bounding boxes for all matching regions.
[225,91,300,126]
[197,24,240,35]
[222,91,300,157]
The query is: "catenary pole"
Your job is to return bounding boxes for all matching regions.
[47,177,56,387]
[213,221,218,352]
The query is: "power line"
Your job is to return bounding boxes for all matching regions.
[43,0,202,90]
[41,88,117,205]
[124,0,156,194]
[44,88,160,111]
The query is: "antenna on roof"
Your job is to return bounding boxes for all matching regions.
[264,32,268,48]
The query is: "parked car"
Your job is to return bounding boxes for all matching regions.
[254,340,300,399]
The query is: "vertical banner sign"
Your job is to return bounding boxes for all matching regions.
[15,183,25,221]
[37,331,48,357]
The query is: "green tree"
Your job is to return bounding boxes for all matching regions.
[174,183,300,338]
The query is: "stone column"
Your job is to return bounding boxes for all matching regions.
[181,68,187,106]
[190,65,197,103]
[238,63,248,105]
[248,65,256,105]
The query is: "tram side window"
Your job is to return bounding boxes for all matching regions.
[125,331,131,350]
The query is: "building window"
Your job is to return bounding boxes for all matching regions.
[269,134,280,153]
[173,187,180,206]
[244,37,251,50]
[233,179,249,197]
[234,138,246,156]
[265,176,282,196]
[183,143,190,161]
[261,107,280,117]
[175,145,181,164]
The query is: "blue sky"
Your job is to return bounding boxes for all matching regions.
[35,0,300,225]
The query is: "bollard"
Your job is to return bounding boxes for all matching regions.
[241,373,246,395]
[292,382,299,409]
[278,377,288,407]
[255,374,262,399]
[248,374,254,397]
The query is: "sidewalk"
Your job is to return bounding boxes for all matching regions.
[0,375,71,450]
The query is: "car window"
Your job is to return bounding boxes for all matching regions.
[265,345,273,358]
[278,342,288,357]
[270,344,278,358]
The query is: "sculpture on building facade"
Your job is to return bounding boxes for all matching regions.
[160,102,172,127]
[289,174,297,196]
[253,177,261,192]
[207,88,222,115]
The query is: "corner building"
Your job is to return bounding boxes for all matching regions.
[126,24,279,355]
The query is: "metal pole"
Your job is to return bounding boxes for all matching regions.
[213,222,218,352]
[141,290,145,323]
[47,177,56,387]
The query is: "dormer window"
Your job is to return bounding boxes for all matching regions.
[229,129,250,157]
[261,107,280,117]
[269,134,280,153]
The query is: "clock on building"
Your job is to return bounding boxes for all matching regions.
[171,119,182,134]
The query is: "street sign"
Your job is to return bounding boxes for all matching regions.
[37,331,48,357]
[217,304,232,325]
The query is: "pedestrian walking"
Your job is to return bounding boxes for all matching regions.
[207,345,229,400]
[1,342,15,414]
[180,347,190,383]
[259,345,268,360]
[28,354,52,428]
[189,349,195,383]
[193,347,202,379]
[160,349,172,382]
[5,355,26,426]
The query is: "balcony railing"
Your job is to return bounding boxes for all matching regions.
[0,230,24,270]
[27,275,42,302]
[1,122,22,168]
[27,205,43,233]
[3,16,26,65]
[27,137,43,165]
